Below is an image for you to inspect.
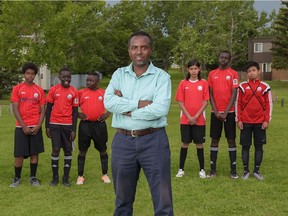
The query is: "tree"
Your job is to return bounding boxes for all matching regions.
[272,1,288,69]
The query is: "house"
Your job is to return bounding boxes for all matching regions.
[248,37,288,81]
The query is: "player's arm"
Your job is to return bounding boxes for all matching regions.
[98,111,111,122]
[70,106,78,142]
[45,102,53,138]
[32,104,46,135]
[221,87,237,120]
[209,87,220,118]
[12,102,32,135]
[177,101,194,124]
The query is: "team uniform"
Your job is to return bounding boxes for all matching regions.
[208,67,239,177]
[46,84,79,151]
[11,82,45,157]
[208,67,239,139]
[76,87,111,184]
[176,79,209,143]
[78,88,108,152]
[46,83,79,186]
[175,78,209,178]
[236,79,272,180]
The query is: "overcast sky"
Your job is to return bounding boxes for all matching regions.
[107,0,283,14]
[254,0,282,14]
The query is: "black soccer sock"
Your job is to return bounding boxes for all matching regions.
[100,153,108,175]
[254,145,263,173]
[15,166,22,179]
[242,146,250,172]
[51,155,59,179]
[77,155,86,176]
[63,155,72,179]
[229,147,237,173]
[179,147,188,170]
[30,163,38,177]
[210,147,218,172]
[197,148,205,170]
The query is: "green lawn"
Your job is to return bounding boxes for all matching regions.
[0,71,287,216]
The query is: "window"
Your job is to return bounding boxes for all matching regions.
[262,63,271,72]
[254,43,263,53]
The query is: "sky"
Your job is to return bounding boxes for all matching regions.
[254,0,282,14]
[107,0,283,15]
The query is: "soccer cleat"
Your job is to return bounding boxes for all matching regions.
[230,172,239,179]
[30,177,41,186]
[101,174,111,184]
[76,176,85,185]
[207,170,216,178]
[176,169,185,178]
[9,177,21,188]
[62,178,71,187]
[199,169,207,178]
[242,171,250,180]
[253,171,264,181]
[49,177,59,186]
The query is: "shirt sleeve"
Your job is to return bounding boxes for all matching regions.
[264,86,273,122]
[203,80,210,101]
[104,69,138,114]
[235,86,243,122]
[175,81,184,102]
[46,87,55,103]
[131,73,171,120]
[11,85,19,103]
[232,71,239,88]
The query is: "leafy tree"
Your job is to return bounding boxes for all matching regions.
[272,1,288,69]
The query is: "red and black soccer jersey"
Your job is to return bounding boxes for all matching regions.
[78,88,106,121]
[208,67,239,112]
[46,84,79,125]
[176,79,209,125]
[236,79,272,123]
[11,82,46,127]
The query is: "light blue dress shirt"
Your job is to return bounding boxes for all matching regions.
[104,62,171,130]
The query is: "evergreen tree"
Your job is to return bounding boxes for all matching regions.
[272,1,288,69]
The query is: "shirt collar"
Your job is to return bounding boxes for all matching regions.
[125,61,156,77]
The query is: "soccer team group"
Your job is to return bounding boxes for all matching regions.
[9,51,272,189]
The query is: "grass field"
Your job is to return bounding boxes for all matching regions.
[0,70,287,216]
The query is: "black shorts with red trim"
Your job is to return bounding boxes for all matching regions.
[180,124,206,144]
[14,127,44,157]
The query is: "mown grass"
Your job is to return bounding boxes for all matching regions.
[0,70,287,216]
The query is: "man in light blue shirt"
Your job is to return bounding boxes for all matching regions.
[104,31,173,216]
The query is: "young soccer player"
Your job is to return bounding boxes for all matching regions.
[76,72,111,185]
[207,50,239,179]
[236,61,272,180]
[46,66,79,187]
[175,60,209,178]
[10,62,46,187]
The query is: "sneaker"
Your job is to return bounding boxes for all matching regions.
[176,169,185,177]
[76,176,85,185]
[30,177,41,186]
[101,174,111,184]
[9,177,21,188]
[49,177,59,186]
[253,171,264,181]
[230,172,239,179]
[199,169,207,178]
[62,178,71,187]
[242,171,250,180]
[207,170,216,178]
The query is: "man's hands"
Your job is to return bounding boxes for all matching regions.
[114,89,152,116]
